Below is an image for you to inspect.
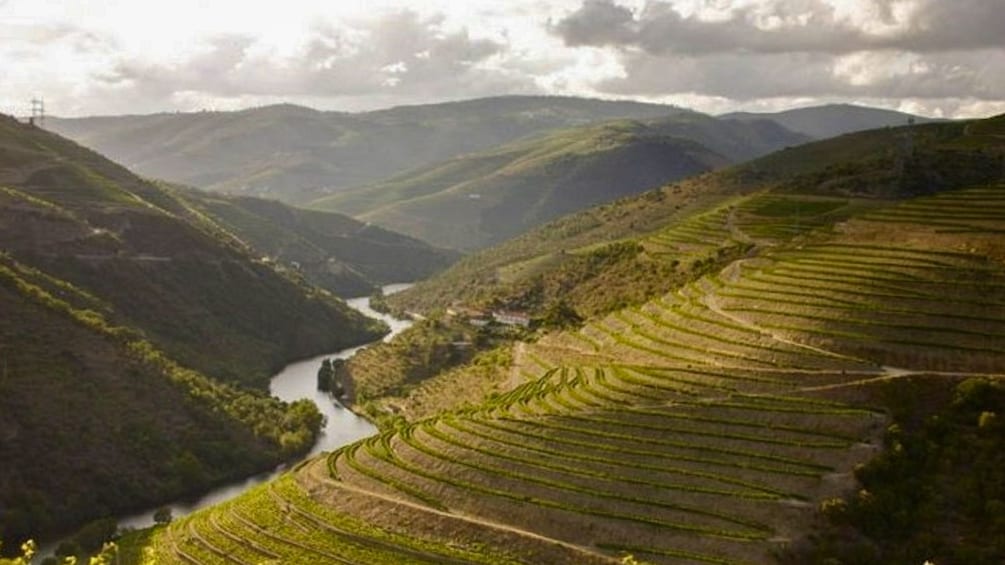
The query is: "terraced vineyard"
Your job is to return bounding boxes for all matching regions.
[139,175,1005,564]
[640,192,861,263]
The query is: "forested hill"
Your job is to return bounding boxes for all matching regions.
[0,114,386,385]
[0,115,385,544]
[167,187,458,297]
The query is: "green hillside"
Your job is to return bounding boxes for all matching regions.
[0,254,322,545]
[168,188,458,297]
[0,116,386,387]
[48,96,691,204]
[311,115,805,251]
[0,115,387,544]
[130,114,1005,564]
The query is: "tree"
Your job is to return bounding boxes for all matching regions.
[330,359,348,397]
[153,507,173,525]
[317,359,334,392]
[1,540,117,565]
[72,518,116,555]
[541,299,582,329]
[0,539,35,565]
[55,540,81,558]
[318,358,348,397]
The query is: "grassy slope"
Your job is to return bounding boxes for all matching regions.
[310,115,806,251]
[48,97,689,204]
[139,119,1004,563]
[0,115,389,543]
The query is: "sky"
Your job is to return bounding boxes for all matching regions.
[2,0,1003,118]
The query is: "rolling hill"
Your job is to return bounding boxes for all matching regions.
[133,114,1005,564]
[387,116,1003,315]
[310,114,807,251]
[0,114,396,543]
[721,103,940,140]
[47,96,690,204]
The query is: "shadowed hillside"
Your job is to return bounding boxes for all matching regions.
[0,115,388,544]
[168,188,458,297]
[311,114,805,251]
[0,116,386,386]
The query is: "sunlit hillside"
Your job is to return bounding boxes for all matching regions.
[137,116,1004,564]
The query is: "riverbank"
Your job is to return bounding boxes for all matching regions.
[31,284,413,564]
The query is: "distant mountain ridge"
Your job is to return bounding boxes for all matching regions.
[46,98,941,209]
[48,96,691,204]
[46,97,939,255]
[721,103,941,139]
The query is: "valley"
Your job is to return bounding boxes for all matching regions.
[1,101,1002,565]
[5,2,1005,563]
[31,285,411,564]
[128,115,1004,564]
[0,115,440,550]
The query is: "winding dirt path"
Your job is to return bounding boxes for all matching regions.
[691,268,869,365]
[298,457,619,564]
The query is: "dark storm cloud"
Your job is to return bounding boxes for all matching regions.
[552,0,1005,104]
[553,0,637,46]
[895,0,1005,52]
[555,0,1005,55]
[599,49,1005,100]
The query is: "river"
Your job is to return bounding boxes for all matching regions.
[34,283,412,561]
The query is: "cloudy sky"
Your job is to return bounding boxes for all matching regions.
[2,0,1003,118]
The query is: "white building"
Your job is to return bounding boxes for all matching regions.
[493,310,531,328]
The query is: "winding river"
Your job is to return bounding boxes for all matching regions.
[35,284,412,561]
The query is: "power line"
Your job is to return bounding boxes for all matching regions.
[30,97,45,127]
